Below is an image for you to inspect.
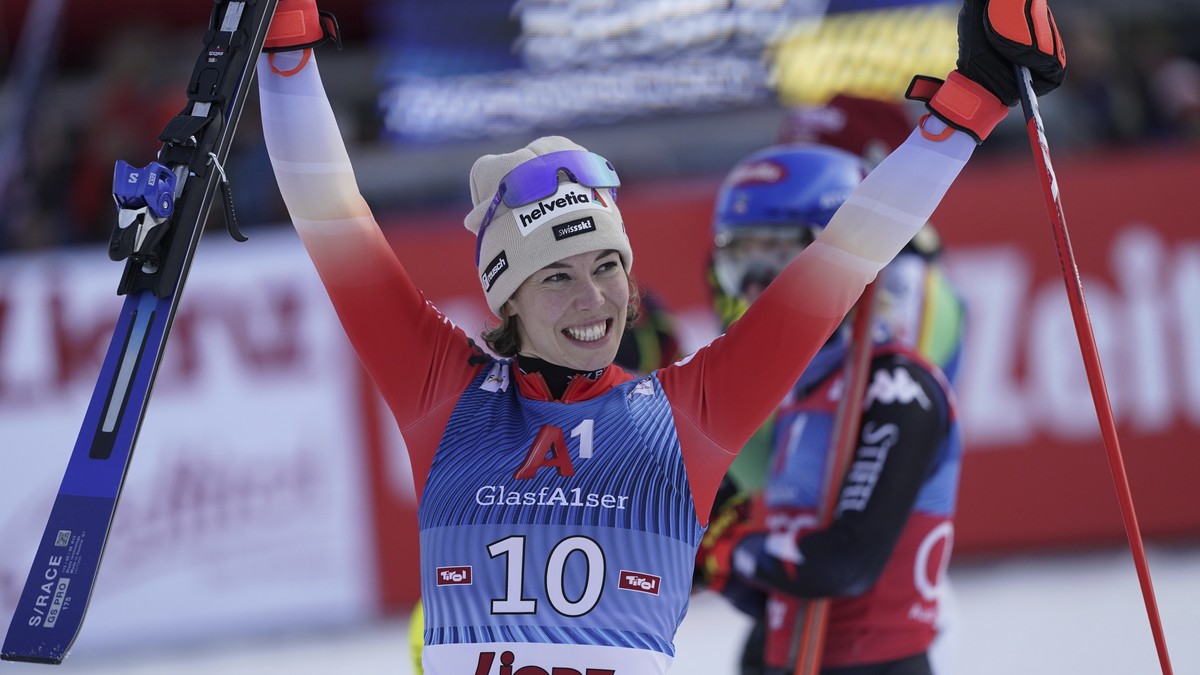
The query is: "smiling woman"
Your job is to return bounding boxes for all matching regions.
[254,0,1064,672]
[493,250,633,372]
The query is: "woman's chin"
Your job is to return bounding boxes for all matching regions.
[560,339,619,372]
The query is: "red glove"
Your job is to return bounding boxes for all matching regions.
[985,0,1066,96]
[696,493,747,590]
[907,0,1066,143]
[265,0,341,53]
[695,486,770,616]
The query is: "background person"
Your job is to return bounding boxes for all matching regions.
[697,141,966,675]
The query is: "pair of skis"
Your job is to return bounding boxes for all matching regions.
[2,0,277,663]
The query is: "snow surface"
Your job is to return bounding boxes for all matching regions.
[2,545,1195,675]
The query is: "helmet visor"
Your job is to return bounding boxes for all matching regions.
[712,226,818,301]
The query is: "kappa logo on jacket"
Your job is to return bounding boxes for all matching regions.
[864,367,930,409]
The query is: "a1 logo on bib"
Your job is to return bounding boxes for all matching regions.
[513,183,611,237]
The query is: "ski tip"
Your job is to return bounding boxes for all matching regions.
[2,629,74,666]
[1,650,67,665]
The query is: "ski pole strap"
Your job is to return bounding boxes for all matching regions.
[905,72,1008,144]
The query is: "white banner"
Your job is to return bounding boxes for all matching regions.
[943,229,1200,445]
[0,230,377,654]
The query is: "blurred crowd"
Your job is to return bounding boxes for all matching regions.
[1006,9,1200,150]
[0,4,1197,254]
[0,22,288,253]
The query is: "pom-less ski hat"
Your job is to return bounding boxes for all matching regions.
[464,136,632,316]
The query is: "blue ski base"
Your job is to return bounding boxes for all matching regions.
[2,291,165,663]
[2,495,116,664]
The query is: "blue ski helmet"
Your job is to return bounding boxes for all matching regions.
[710,144,868,319]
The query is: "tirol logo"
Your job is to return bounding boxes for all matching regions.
[512,183,610,236]
[552,216,596,241]
[618,569,661,595]
[482,251,508,291]
[728,160,787,186]
[436,565,472,586]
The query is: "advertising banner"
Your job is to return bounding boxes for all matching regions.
[0,231,377,652]
[4,148,1196,622]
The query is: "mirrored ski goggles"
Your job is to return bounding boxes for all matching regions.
[712,225,820,298]
[476,150,621,265]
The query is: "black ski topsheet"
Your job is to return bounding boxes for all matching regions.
[2,0,277,663]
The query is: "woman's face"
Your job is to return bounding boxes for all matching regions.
[506,249,629,372]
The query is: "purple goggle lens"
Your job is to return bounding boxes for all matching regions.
[476,150,621,265]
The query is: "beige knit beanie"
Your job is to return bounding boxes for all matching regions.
[464,136,633,316]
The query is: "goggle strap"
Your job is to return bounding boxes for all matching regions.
[474,187,505,267]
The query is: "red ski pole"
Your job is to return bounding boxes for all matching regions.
[790,281,879,675]
[1014,63,1174,675]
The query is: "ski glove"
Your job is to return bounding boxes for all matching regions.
[695,485,753,591]
[985,0,1067,97]
[907,0,1066,143]
[264,0,341,52]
